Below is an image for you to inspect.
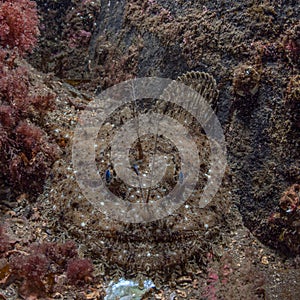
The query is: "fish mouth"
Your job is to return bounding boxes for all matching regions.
[94,228,208,272]
[88,209,220,272]
[97,226,202,243]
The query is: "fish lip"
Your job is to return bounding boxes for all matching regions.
[99,228,201,243]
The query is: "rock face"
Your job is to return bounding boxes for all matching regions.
[31,0,300,269]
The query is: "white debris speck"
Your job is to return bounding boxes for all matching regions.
[104,278,155,300]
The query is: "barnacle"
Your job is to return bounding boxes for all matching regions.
[267,184,300,255]
[285,75,300,128]
[279,184,300,212]
[285,75,300,105]
[232,64,261,97]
